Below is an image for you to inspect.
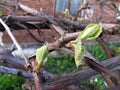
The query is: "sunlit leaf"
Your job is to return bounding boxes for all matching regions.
[67,24,102,67]
[113,47,120,54]
[78,24,102,41]
[36,43,48,73]
[74,39,85,67]
[65,9,69,18]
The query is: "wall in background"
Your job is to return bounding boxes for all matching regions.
[2,0,117,43]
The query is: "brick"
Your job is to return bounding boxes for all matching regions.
[2,0,117,43]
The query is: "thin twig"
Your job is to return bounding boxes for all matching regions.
[96,37,115,58]
[0,18,31,68]
[31,60,43,90]
[73,2,90,21]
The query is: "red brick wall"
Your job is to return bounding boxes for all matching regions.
[2,0,56,43]
[2,0,55,15]
[2,0,117,43]
[87,0,117,23]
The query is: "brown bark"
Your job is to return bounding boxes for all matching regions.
[0,15,118,35]
[1,46,120,89]
[96,37,115,58]
[45,55,120,89]
[31,60,43,90]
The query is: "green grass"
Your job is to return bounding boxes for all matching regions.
[44,44,109,90]
[0,7,2,16]
[108,42,120,55]
[108,42,120,48]
[0,73,25,90]
[89,76,108,90]
[44,54,76,74]
[85,44,108,90]
[85,43,120,90]
[85,44,107,61]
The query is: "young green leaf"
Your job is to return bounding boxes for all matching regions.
[74,40,85,67]
[36,43,48,73]
[78,24,102,41]
[65,9,69,18]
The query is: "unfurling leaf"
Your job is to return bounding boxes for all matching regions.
[66,24,102,67]
[65,9,69,18]
[35,43,48,73]
[74,40,85,67]
[78,24,102,41]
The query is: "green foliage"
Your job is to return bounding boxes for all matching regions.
[85,44,107,61]
[0,73,25,90]
[109,42,120,48]
[0,7,2,16]
[44,44,107,89]
[85,44,108,90]
[44,54,76,74]
[112,47,120,54]
[89,77,108,90]
[85,43,120,90]
[109,42,120,55]
[86,42,120,61]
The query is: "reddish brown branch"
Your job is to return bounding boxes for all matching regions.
[96,37,115,58]
[50,24,66,36]
[48,32,79,51]
[102,73,115,87]
[73,2,90,21]
[0,15,118,35]
[31,60,43,90]
[85,57,115,87]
